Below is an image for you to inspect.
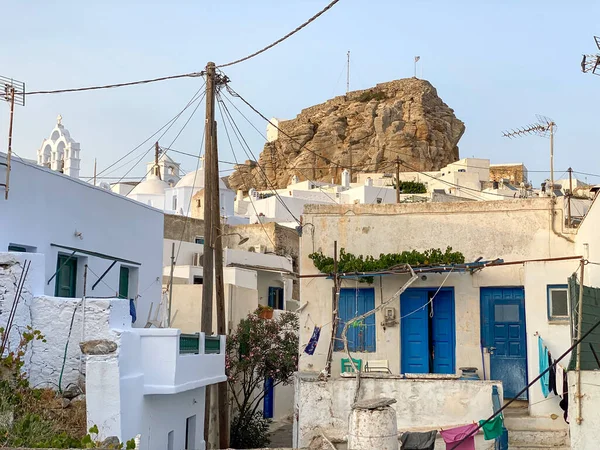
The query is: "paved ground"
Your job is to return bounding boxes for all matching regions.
[268,422,293,448]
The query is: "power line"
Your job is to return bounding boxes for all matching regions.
[118,90,206,187]
[220,90,343,205]
[25,72,204,96]
[217,92,302,224]
[89,82,206,181]
[217,0,342,68]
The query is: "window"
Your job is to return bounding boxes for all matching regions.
[335,288,376,352]
[376,197,383,204]
[196,199,201,208]
[119,266,130,299]
[55,254,77,298]
[268,286,284,310]
[548,285,569,320]
[185,416,196,450]
[194,236,204,245]
[193,276,203,285]
[8,244,27,252]
[172,195,178,210]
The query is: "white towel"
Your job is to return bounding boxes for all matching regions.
[556,364,565,398]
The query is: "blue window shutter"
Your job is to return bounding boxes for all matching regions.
[263,377,274,418]
[401,290,429,373]
[336,289,375,352]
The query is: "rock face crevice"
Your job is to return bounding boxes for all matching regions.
[229,78,465,190]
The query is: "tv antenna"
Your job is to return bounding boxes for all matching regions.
[502,115,557,196]
[581,36,600,75]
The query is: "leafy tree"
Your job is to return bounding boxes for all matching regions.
[226,309,299,448]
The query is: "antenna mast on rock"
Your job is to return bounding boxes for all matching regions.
[502,115,557,195]
[347,51,350,93]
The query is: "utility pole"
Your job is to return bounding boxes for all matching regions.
[93,158,97,186]
[549,122,555,196]
[395,157,401,204]
[4,86,15,200]
[212,123,229,449]
[202,63,216,334]
[202,62,216,446]
[154,141,161,179]
[168,242,175,327]
[346,51,350,94]
[568,167,573,227]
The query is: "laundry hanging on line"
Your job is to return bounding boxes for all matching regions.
[478,415,504,440]
[304,326,321,355]
[556,364,565,399]
[439,423,478,450]
[399,430,437,450]
[538,336,550,398]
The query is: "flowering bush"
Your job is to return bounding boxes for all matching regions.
[226,310,299,447]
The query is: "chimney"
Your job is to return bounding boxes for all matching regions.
[341,169,350,188]
[365,177,373,187]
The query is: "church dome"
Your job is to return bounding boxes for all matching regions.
[175,168,206,189]
[129,174,170,196]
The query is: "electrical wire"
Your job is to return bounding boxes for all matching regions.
[220,90,341,205]
[217,92,302,224]
[217,0,341,68]
[117,90,206,187]
[26,72,204,96]
[216,96,278,250]
[89,82,206,181]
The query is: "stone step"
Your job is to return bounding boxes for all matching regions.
[504,414,569,431]
[508,429,569,448]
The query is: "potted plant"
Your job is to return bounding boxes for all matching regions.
[257,304,274,319]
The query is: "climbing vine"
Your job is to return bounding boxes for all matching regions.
[309,247,465,283]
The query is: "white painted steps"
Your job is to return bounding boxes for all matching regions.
[504,402,570,449]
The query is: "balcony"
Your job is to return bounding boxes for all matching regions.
[137,328,226,395]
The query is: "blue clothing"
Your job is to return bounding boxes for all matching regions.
[129,299,137,324]
[539,336,549,397]
[304,326,321,355]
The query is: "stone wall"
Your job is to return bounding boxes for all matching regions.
[489,164,528,184]
[164,214,205,242]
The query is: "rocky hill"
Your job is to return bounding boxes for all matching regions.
[228,78,465,191]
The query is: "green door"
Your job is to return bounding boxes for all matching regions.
[55,255,77,298]
[119,266,130,299]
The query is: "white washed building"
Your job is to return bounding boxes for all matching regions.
[294,197,600,449]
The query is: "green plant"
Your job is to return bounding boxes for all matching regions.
[392,179,427,194]
[309,247,466,283]
[230,411,271,448]
[227,311,299,447]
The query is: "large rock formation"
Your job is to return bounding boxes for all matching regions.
[229,78,465,190]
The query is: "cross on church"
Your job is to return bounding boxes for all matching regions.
[57,114,63,126]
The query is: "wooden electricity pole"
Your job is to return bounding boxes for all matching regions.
[201,62,216,445]
[568,167,573,227]
[201,62,216,334]
[212,124,229,449]
[154,141,161,179]
[395,157,401,204]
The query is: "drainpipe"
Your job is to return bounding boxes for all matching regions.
[576,258,585,425]
[550,197,574,243]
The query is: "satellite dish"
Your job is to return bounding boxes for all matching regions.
[99,181,111,191]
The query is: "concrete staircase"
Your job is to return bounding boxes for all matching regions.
[504,403,570,449]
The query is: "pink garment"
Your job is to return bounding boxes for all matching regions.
[439,424,478,450]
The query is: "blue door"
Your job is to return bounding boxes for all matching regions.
[481,287,528,400]
[401,290,430,373]
[401,289,455,374]
[432,290,454,374]
[263,377,274,418]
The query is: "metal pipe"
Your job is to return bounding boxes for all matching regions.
[576,259,585,425]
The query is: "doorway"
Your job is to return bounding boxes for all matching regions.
[481,287,528,400]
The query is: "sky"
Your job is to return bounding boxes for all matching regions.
[2,0,600,187]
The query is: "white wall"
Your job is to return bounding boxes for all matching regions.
[0,154,163,326]
[295,375,499,448]
[569,370,600,449]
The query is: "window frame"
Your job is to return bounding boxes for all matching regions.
[547,284,569,321]
[194,236,205,245]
